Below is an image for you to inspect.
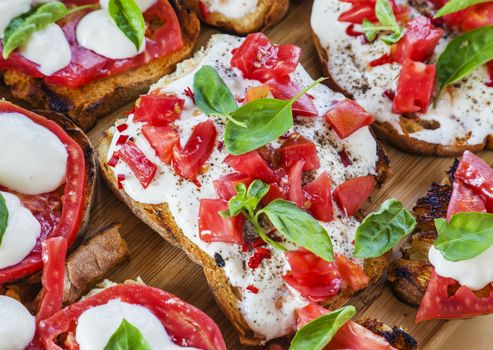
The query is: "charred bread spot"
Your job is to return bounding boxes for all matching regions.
[357,319,418,350]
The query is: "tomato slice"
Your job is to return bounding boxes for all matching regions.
[38,284,227,350]
[333,176,376,217]
[288,160,305,208]
[261,182,289,206]
[118,141,158,189]
[440,2,493,32]
[392,59,436,114]
[446,180,486,220]
[303,172,333,222]
[224,151,277,183]
[325,99,375,139]
[142,124,180,164]
[198,199,245,245]
[338,2,377,23]
[391,16,443,63]
[335,255,370,291]
[279,133,320,171]
[134,94,185,126]
[213,173,253,201]
[231,33,301,82]
[268,76,318,117]
[172,120,217,182]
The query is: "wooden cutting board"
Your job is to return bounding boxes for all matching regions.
[4,0,492,348]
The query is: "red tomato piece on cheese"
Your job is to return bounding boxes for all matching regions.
[119,141,157,189]
[142,124,180,164]
[440,2,493,32]
[338,2,378,23]
[213,173,254,200]
[134,94,185,126]
[279,133,320,171]
[447,180,486,220]
[172,120,217,182]
[231,33,301,82]
[261,182,289,206]
[392,59,436,114]
[224,151,277,183]
[333,176,376,216]
[303,172,333,222]
[325,99,375,139]
[391,16,443,63]
[335,255,370,291]
[268,76,318,117]
[199,199,245,245]
[288,160,305,208]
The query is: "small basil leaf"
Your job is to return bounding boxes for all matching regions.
[437,25,493,96]
[375,0,398,27]
[0,194,8,246]
[289,306,356,350]
[193,65,238,117]
[361,19,380,41]
[103,319,152,350]
[381,28,404,45]
[434,212,493,261]
[258,199,334,262]
[354,199,416,258]
[435,0,491,18]
[362,0,403,44]
[246,179,269,205]
[108,0,145,51]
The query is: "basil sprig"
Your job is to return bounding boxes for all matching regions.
[290,306,356,350]
[0,194,8,246]
[222,180,334,262]
[436,26,493,97]
[108,0,146,51]
[104,319,151,350]
[2,2,95,59]
[434,0,491,18]
[361,0,404,44]
[434,212,493,261]
[354,199,416,259]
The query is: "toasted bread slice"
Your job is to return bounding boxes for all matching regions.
[2,0,200,131]
[184,0,288,34]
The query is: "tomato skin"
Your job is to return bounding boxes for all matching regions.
[335,255,369,291]
[268,76,318,117]
[172,120,217,182]
[213,173,254,201]
[38,284,227,350]
[134,95,185,126]
[325,99,375,139]
[224,151,277,183]
[231,33,301,82]
[392,59,436,114]
[288,160,305,208]
[333,176,376,216]
[439,2,493,32]
[303,172,333,222]
[118,141,158,189]
[391,16,443,63]
[198,199,245,245]
[279,133,320,171]
[142,125,180,164]
[338,2,377,23]
[447,180,486,220]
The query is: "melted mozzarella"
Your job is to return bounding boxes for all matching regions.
[75,299,199,350]
[107,34,379,341]
[0,0,31,39]
[203,0,258,18]
[19,23,72,75]
[429,245,493,290]
[311,0,493,147]
[0,295,35,350]
[100,0,157,12]
[0,112,68,195]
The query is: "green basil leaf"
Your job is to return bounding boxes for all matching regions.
[108,0,145,51]
[435,0,491,18]
[381,27,404,45]
[103,319,152,350]
[289,306,356,350]
[362,0,403,44]
[434,212,493,261]
[375,0,398,27]
[361,19,380,41]
[258,199,334,262]
[0,194,8,246]
[354,199,416,259]
[437,25,493,95]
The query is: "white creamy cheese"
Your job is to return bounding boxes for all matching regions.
[0,295,36,350]
[107,34,379,341]
[75,299,199,350]
[311,0,493,147]
[0,0,31,39]
[0,112,67,195]
[203,0,258,18]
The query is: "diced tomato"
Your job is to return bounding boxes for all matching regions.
[333,176,376,216]
[268,76,318,117]
[325,99,375,139]
[447,180,486,220]
[288,160,305,208]
[248,247,272,269]
[279,133,320,171]
[172,120,217,182]
[231,33,301,82]
[261,182,289,205]
[297,303,330,328]
[392,59,436,114]
[118,141,157,189]
[486,61,493,87]
[391,16,443,63]
[338,2,377,23]
[224,151,277,183]
[417,272,493,322]
[303,172,333,222]
[213,173,253,200]
[246,85,271,102]
[134,94,185,126]
[142,125,180,164]
[198,199,245,245]
[335,255,370,291]
[283,249,342,302]
[440,2,493,32]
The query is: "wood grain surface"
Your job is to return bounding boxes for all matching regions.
[3,1,492,348]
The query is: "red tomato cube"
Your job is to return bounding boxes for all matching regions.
[325,99,375,139]
[142,125,180,164]
[333,176,375,216]
[198,199,245,245]
[134,94,185,126]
